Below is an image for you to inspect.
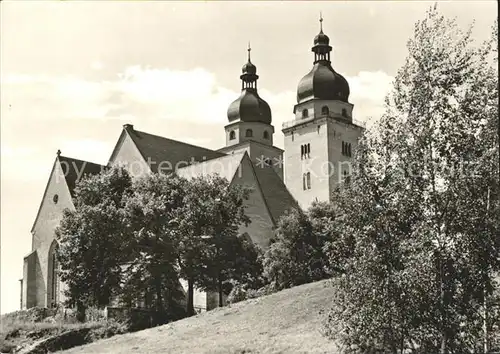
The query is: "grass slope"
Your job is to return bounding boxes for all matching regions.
[61,280,340,354]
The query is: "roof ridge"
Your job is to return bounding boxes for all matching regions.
[58,155,106,168]
[131,128,224,155]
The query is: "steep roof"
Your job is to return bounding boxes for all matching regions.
[177,151,297,226]
[176,152,246,182]
[251,163,298,225]
[58,155,106,196]
[125,127,226,173]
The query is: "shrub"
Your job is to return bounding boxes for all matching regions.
[227,285,248,304]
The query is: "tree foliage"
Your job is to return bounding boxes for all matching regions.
[325,6,500,353]
[263,204,338,291]
[56,166,133,319]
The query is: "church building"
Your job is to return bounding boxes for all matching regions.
[20,18,364,311]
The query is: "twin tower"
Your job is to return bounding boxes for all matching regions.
[219,18,364,209]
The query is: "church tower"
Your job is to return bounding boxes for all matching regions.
[219,44,284,179]
[282,16,364,209]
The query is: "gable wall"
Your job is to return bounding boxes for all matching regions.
[108,132,151,179]
[31,159,74,307]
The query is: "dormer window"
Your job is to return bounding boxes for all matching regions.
[229,130,236,140]
[342,108,348,118]
[302,109,309,118]
[321,106,329,116]
[263,131,270,140]
[245,129,253,138]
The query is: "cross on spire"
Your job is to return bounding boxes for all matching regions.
[247,41,251,62]
[319,12,323,32]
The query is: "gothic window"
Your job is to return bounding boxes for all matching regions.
[48,241,59,307]
[229,130,236,140]
[321,106,329,116]
[245,129,253,137]
[302,109,309,118]
[263,131,270,139]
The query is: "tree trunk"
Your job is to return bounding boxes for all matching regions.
[217,273,223,307]
[76,301,86,323]
[483,188,491,354]
[187,277,195,316]
[155,276,163,325]
[439,254,447,354]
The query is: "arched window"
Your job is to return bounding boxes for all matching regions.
[47,240,59,307]
[348,143,352,157]
[306,172,311,189]
[321,106,329,116]
[245,129,253,137]
[263,131,270,139]
[302,109,309,118]
[301,145,304,159]
[303,173,307,190]
[229,130,236,140]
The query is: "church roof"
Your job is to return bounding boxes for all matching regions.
[124,126,226,173]
[177,151,297,227]
[252,162,298,225]
[58,155,105,196]
[176,151,247,182]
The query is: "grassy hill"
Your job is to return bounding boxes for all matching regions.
[60,280,340,354]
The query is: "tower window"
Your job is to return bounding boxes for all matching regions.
[302,109,309,118]
[245,129,253,137]
[263,131,270,139]
[343,170,351,184]
[303,172,311,190]
[229,130,236,140]
[301,143,311,159]
[321,106,329,116]
[342,141,352,157]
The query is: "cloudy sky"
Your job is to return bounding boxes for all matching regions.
[0,1,496,314]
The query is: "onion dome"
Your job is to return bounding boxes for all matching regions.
[227,44,272,124]
[296,14,350,104]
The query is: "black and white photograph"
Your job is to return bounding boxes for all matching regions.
[0,1,498,353]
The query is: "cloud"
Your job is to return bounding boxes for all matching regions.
[2,67,393,129]
[346,70,394,127]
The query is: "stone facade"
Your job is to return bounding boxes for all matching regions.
[25,159,74,308]
[282,100,363,209]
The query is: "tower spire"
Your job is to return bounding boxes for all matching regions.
[319,12,323,33]
[240,44,258,91]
